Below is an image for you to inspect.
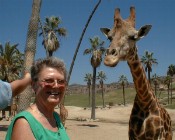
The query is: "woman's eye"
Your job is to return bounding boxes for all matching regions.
[45,79,54,83]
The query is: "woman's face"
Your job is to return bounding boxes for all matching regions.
[33,67,66,107]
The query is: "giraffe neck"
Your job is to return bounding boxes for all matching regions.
[127,48,157,109]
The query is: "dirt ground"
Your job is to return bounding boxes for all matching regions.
[0,104,175,140]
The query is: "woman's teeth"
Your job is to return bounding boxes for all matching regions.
[47,91,59,95]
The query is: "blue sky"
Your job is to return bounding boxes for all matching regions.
[0,0,175,85]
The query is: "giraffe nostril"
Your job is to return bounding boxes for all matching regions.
[111,49,117,56]
[105,49,117,56]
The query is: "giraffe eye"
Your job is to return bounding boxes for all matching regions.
[128,35,136,40]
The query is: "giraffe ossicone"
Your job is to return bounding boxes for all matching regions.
[101,6,173,140]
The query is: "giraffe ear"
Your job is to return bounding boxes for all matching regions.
[100,28,111,38]
[137,25,152,39]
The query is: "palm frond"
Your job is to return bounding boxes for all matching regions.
[83,49,92,55]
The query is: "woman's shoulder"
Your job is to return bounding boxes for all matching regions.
[14,110,32,118]
[6,111,35,140]
[13,115,30,127]
[12,110,37,125]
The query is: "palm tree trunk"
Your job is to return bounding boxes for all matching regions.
[88,85,91,107]
[167,86,170,104]
[170,78,173,104]
[122,85,126,106]
[17,0,42,112]
[67,0,101,85]
[49,51,53,57]
[101,84,105,108]
[154,84,157,97]
[148,70,151,83]
[91,67,96,120]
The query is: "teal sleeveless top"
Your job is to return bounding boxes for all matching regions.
[5,111,70,140]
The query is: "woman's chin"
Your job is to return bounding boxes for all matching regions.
[48,98,60,106]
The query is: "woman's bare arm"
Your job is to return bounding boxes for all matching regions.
[11,118,35,140]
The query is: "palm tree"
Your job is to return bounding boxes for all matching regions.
[118,75,128,106]
[17,0,42,112]
[84,73,92,107]
[141,51,158,83]
[167,64,175,104]
[164,75,171,104]
[67,0,102,85]
[97,70,107,108]
[151,73,159,97]
[39,16,67,57]
[0,42,24,82]
[83,36,105,120]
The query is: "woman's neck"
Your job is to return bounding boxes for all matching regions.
[32,103,54,120]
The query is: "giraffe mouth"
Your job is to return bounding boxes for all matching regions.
[104,55,119,67]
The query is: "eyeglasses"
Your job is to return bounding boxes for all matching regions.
[40,78,66,87]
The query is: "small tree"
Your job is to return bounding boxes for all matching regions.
[118,75,128,106]
[164,75,171,104]
[39,16,67,57]
[167,64,175,104]
[0,42,24,82]
[84,73,92,107]
[151,73,159,97]
[141,51,158,83]
[97,71,107,108]
[83,36,105,120]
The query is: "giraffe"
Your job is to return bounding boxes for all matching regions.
[101,6,172,140]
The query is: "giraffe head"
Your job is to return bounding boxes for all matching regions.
[101,6,152,67]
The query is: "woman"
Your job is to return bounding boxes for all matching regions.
[6,57,70,140]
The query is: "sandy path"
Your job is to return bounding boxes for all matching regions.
[66,105,130,140]
[0,105,175,140]
[65,105,175,140]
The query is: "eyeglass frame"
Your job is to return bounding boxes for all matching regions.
[39,78,66,87]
